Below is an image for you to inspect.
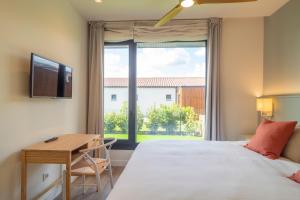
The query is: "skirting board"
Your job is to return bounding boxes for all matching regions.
[111,159,128,167]
[33,171,78,200]
[110,150,133,167]
[33,177,62,200]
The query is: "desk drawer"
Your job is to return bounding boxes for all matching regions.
[25,150,70,164]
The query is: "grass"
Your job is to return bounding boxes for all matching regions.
[104,133,204,142]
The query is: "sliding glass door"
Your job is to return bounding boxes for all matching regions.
[104,44,130,140]
[104,41,206,149]
[136,42,206,142]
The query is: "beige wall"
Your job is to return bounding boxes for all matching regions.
[264,0,300,95]
[0,0,87,199]
[221,18,264,140]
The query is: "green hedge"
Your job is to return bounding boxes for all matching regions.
[104,103,199,134]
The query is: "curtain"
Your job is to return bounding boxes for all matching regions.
[87,21,105,136]
[104,21,134,42]
[133,20,208,43]
[103,19,208,43]
[205,18,223,141]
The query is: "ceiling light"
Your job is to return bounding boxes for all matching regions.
[94,0,103,3]
[181,0,194,8]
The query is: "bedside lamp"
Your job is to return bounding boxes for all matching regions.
[256,98,273,119]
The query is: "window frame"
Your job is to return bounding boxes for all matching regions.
[111,94,117,101]
[104,40,137,150]
[104,40,207,150]
[166,94,172,101]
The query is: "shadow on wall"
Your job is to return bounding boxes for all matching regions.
[0,151,62,199]
[6,52,31,101]
[272,95,300,124]
[0,152,21,199]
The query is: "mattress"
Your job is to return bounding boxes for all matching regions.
[108,140,300,200]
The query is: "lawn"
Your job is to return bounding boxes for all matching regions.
[105,133,204,142]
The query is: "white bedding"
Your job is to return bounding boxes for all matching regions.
[108,140,300,200]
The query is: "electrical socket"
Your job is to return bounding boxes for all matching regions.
[42,173,49,181]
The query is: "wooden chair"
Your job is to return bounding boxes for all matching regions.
[65,137,117,200]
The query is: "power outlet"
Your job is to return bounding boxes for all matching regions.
[42,173,49,182]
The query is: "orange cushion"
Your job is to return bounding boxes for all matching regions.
[289,171,300,184]
[245,120,297,159]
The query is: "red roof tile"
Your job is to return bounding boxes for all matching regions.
[104,77,205,87]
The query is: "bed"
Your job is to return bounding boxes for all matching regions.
[107,140,300,200]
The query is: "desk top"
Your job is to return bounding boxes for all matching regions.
[23,134,99,152]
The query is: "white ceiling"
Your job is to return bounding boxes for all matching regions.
[68,0,289,21]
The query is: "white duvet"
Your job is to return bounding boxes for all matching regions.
[108,140,300,200]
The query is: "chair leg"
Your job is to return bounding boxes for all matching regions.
[84,152,103,200]
[108,164,114,189]
[82,175,86,194]
[62,170,66,200]
[95,172,103,200]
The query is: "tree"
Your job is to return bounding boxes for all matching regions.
[180,107,198,132]
[146,104,199,135]
[104,112,118,133]
[184,110,199,133]
[116,102,128,133]
[136,105,144,132]
[146,106,160,133]
[158,104,181,134]
[115,102,144,133]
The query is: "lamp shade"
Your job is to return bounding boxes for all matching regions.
[256,98,273,117]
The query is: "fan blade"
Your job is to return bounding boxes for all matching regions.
[195,0,256,4]
[154,4,183,28]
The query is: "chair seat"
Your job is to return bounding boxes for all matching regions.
[71,158,108,176]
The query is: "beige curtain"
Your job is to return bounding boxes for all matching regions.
[104,19,208,43]
[205,18,223,141]
[133,20,208,42]
[104,21,134,42]
[87,22,104,135]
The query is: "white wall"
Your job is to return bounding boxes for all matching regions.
[137,88,176,114]
[0,1,87,199]
[104,87,176,114]
[221,17,264,140]
[110,17,264,163]
[104,88,129,113]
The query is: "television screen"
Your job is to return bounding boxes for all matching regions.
[30,53,72,98]
[58,65,72,98]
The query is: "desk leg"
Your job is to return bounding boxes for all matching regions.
[21,151,27,200]
[65,155,71,200]
[62,169,66,200]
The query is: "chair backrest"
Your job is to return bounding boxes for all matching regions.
[79,137,117,160]
[71,137,117,166]
[80,137,116,152]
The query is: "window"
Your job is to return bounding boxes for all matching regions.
[111,94,117,101]
[104,41,206,149]
[104,42,132,146]
[166,94,172,101]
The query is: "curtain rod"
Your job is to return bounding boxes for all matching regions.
[88,18,209,24]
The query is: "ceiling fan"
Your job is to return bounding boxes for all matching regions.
[154,0,257,27]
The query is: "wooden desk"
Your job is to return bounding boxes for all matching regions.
[21,134,99,200]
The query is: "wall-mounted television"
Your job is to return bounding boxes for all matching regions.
[30,53,72,98]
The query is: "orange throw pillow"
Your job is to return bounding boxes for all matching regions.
[289,171,300,184]
[245,120,297,159]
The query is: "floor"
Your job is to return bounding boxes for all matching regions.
[55,166,124,200]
